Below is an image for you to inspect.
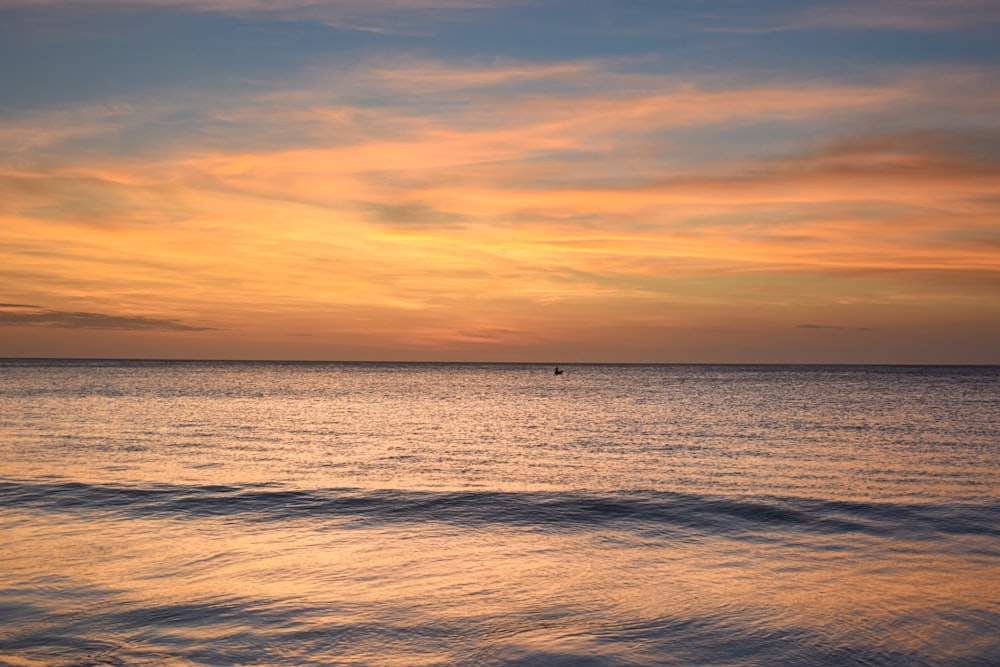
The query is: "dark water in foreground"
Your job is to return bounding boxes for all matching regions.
[1,361,998,666]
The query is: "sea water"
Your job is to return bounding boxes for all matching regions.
[1,360,998,666]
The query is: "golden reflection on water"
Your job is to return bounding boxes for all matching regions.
[4,503,996,665]
[3,424,993,504]
[2,362,998,664]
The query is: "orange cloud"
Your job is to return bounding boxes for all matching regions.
[3,59,999,361]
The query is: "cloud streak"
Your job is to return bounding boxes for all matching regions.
[0,0,507,35]
[5,63,998,308]
[0,304,214,331]
[797,324,876,331]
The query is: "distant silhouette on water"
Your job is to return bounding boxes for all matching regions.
[554,367,564,375]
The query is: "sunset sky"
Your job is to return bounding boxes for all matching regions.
[1,0,998,362]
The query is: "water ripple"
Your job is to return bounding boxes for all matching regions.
[2,479,996,541]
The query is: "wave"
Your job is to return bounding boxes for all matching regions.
[2,479,997,540]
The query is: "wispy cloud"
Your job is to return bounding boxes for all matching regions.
[6,0,994,34]
[2,20,998,361]
[0,0,500,11]
[5,62,998,302]
[798,324,875,331]
[0,304,215,331]
[0,0,506,35]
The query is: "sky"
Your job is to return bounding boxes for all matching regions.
[1,0,999,363]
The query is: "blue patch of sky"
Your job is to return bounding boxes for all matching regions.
[389,0,1000,78]
[0,6,385,111]
[728,28,1000,72]
[401,1,754,71]
[1,0,997,115]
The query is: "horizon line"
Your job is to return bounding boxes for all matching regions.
[1,357,997,367]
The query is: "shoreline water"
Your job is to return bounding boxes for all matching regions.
[2,361,997,666]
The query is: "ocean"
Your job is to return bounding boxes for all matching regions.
[1,360,997,666]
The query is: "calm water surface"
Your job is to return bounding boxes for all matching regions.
[1,361,998,666]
